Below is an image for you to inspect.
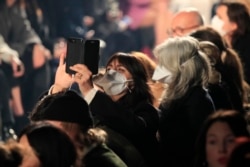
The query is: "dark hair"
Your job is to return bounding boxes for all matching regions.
[19,122,77,167]
[190,26,245,103]
[199,40,223,71]
[29,90,93,132]
[228,139,250,167]
[193,110,249,167]
[106,52,154,105]
[219,2,250,45]
[0,140,23,167]
[190,26,227,54]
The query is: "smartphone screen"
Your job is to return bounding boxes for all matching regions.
[65,37,85,74]
[84,40,100,75]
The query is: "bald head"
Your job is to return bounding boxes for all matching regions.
[170,8,204,37]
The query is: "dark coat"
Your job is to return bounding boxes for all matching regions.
[158,86,215,167]
[233,31,250,85]
[83,144,128,167]
[208,82,233,110]
[89,91,159,167]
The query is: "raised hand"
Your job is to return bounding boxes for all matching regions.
[70,64,94,96]
[52,54,73,93]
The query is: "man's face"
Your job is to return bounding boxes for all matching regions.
[169,12,201,37]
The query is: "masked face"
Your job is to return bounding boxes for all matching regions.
[211,15,227,36]
[95,69,133,96]
[152,65,173,84]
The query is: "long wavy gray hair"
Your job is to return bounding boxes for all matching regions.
[153,36,211,105]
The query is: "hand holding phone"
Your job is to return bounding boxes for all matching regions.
[65,37,85,75]
[84,39,100,75]
[65,38,100,75]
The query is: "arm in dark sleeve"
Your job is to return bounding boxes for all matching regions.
[89,91,159,137]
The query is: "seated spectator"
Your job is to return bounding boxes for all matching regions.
[190,26,247,113]
[152,36,215,167]
[49,52,159,167]
[29,90,128,167]
[168,7,204,37]
[194,110,250,167]
[211,2,250,85]
[17,0,54,52]
[0,0,51,116]
[199,41,233,110]
[18,121,77,167]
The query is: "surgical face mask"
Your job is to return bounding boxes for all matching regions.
[211,15,227,36]
[152,65,173,84]
[95,69,133,96]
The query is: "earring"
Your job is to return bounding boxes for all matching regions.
[202,161,208,167]
[127,86,132,93]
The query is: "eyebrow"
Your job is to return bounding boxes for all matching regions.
[107,64,125,68]
[206,133,235,138]
[116,64,126,68]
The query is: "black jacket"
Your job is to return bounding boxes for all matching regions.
[208,82,233,110]
[233,31,250,84]
[158,86,215,167]
[89,91,159,167]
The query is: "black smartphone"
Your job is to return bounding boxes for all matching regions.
[65,37,85,74]
[84,39,100,75]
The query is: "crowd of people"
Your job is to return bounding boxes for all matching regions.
[0,0,250,167]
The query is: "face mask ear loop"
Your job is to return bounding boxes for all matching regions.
[126,85,132,93]
[125,79,133,93]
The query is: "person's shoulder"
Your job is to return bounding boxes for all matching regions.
[85,144,128,167]
[234,30,250,47]
[185,86,214,107]
[187,86,208,97]
[134,100,159,112]
[93,91,114,102]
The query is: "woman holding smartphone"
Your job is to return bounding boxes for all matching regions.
[50,52,159,167]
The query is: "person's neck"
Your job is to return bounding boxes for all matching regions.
[110,92,127,102]
[224,33,233,48]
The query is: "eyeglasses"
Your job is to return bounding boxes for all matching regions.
[167,25,200,36]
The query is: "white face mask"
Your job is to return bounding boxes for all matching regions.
[211,15,227,36]
[95,69,133,96]
[152,65,173,84]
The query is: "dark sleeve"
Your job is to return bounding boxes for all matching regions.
[89,91,159,138]
[233,33,250,84]
[186,92,215,143]
[208,83,233,110]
